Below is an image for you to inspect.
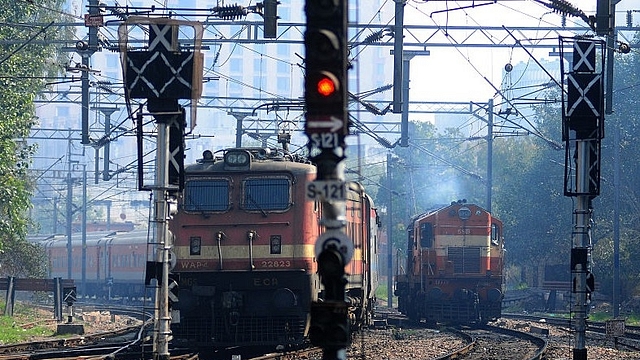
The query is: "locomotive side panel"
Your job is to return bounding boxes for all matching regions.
[343,184,379,327]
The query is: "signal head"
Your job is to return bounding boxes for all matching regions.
[316,72,338,97]
[304,0,348,139]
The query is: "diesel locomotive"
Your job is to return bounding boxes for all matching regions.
[395,200,504,324]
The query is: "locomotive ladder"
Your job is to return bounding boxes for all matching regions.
[139,193,178,358]
[142,200,164,338]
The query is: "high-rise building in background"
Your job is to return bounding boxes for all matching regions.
[31,0,396,231]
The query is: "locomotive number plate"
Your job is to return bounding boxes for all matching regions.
[306,180,346,201]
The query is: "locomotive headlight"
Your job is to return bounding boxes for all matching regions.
[190,236,201,256]
[458,206,471,220]
[224,150,250,167]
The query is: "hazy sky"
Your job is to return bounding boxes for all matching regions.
[401,0,635,105]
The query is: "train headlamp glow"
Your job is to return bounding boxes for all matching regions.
[224,150,250,166]
[458,206,471,220]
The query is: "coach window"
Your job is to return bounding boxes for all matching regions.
[243,177,291,212]
[184,179,230,212]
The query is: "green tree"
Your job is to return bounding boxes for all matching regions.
[491,98,574,287]
[0,0,71,276]
[590,31,640,300]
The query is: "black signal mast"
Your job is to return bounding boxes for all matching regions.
[304,1,353,359]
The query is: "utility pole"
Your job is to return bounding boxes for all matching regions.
[53,196,59,234]
[386,151,393,308]
[613,123,620,318]
[92,107,119,182]
[597,0,621,319]
[79,0,101,145]
[81,164,87,295]
[394,50,430,147]
[392,0,405,113]
[230,111,252,147]
[486,99,493,213]
[65,136,82,280]
[65,137,74,280]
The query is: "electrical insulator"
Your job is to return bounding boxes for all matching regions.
[213,5,248,20]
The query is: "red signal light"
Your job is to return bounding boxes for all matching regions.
[317,76,337,97]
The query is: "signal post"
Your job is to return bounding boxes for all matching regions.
[119,17,203,360]
[303,1,352,359]
[560,37,605,360]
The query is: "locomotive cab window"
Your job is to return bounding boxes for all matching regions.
[243,177,291,211]
[407,227,415,250]
[420,223,433,248]
[491,223,501,246]
[184,178,230,212]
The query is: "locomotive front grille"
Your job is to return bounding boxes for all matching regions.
[173,314,307,347]
[212,314,307,346]
[448,247,481,273]
[426,302,478,323]
[172,315,212,344]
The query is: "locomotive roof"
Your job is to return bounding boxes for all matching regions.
[185,147,316,176]
[411,200,497,223]
[36,229,153,248]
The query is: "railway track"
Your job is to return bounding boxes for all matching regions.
[0,323,146,359]
[439,325,547,360]
[238,312,546,360]
[381,310,547,360]
[0,303,198,360]
[501,313,640,358]
[245,325,544,360]
[247,346,324,360]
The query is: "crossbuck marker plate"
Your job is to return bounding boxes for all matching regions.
[306,180,346,201]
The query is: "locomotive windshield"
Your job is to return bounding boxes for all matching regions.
[182,177,292,213]
[243,177,291,211]
[184,178,230,212]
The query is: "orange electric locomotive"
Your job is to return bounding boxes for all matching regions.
[169,147,379,350]
[395,200,504,324]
